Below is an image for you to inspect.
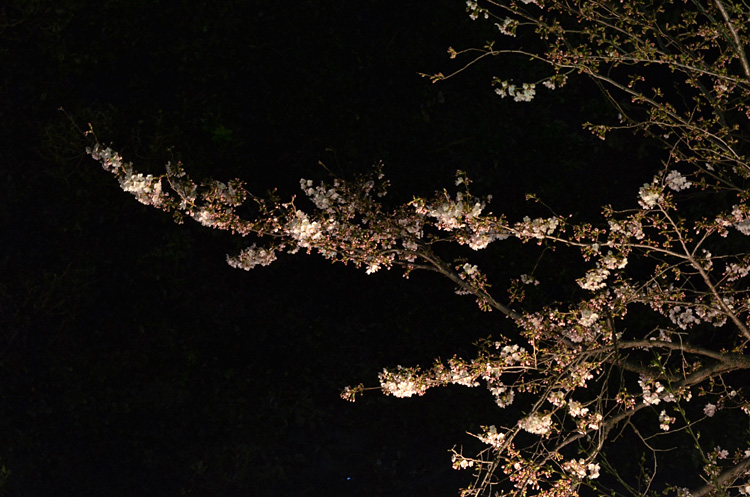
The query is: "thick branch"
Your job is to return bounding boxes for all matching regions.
[713,0,750,79]
[692,456,750,497]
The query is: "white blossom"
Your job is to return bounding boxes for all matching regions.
[452,453,474,470]
[562,459,600,480]
[517,216,559,239]
[547,391,566,407]
[518,413,553,435]
[489,385,515,408]
[190,207,220,228]
[737,220,750,235]
[287,211,323,248]
[578,310,599,327]
[462,263,479,278]
[467,226,509,250]
[639,379,665,406]
[87,143,125,172]
[423,192,485,231]
[568,400,589,418]
[495,81,536,102]
[226,244,277,270]
[730,205,750,235]
[659,410,675,431]
[665,170,692,191]
[300,178,341,212]
[668,306,700,329]
[499,344,527,365]
[638,183,662,209]
[379,366,428,398]
[495,18,517,36]
[725,261,750,281]
[478,425,506,448]
[577,267,610,291]
[601,251,628,270]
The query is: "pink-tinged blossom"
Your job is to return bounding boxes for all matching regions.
[737,219,750,236]
[704,403,717,417]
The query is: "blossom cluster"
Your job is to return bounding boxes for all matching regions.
[518,413,553,435]
[88,144,168,207]
[494,81,537,102]
[226,244,277,271]
[378,365,429,398]
[562,459,600,480]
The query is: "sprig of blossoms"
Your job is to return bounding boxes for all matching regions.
[478,425,507,448]
[378,365,428,398]
[659,410,676,431]
[494,80,537,102]
[562,459,601,480]
[419,191,486,230]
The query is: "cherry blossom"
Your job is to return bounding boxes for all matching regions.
[88,0,750,495]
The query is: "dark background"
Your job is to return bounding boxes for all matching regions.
[0,1,659,496]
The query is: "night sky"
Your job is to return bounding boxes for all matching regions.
[1,1,658,496]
